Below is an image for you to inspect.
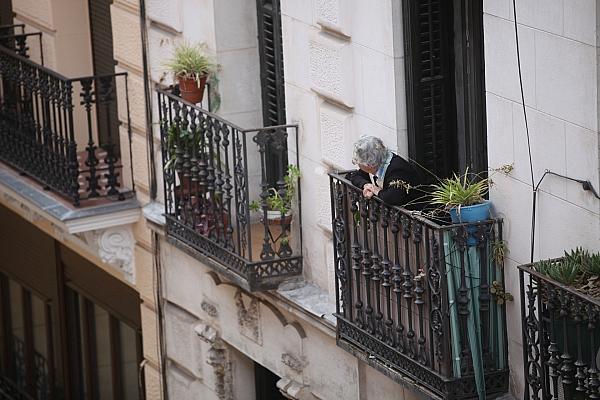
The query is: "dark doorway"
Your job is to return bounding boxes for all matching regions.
[256,0,288,186]
[254,362,285,400]
[402,0,487,179]
[88,0,120,153]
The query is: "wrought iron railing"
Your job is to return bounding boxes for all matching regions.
[329,172,509,399]
[158,87,302,291]
[0,375,35,400]
[0,41,134,205]
[520,261,600,399]
[0,24,43,63]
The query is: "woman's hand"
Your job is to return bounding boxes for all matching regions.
[363,183,381,199]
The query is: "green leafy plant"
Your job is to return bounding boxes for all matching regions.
[430,170,488,210]
[492,240,508,266]
[163,42,216,87]
[250,165,301,217]
[490,280,513,304]
[534,258,581,286]
[164,123,198,171]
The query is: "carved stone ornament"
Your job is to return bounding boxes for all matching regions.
[277,378,319,400]
[234,290,262,345]
[83,226,135,283]
[281,353,308,373]
[201,300,218,318]
[195,323,233,400]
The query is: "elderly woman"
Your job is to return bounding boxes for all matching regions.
[347,136,423,208]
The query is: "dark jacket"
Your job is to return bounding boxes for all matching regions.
[347,154,424,209]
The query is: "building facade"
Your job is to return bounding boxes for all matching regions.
[0,0,599,400]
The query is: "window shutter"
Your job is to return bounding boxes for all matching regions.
[404,0,457,179]
[257,0,286,127]
[256,0,288,186]
[88,0,119,151]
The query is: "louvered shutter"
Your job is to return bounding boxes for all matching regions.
[0,0,12,26]
[257,0,287,185]
[88,0,119,152]
[257,0,286,127]
[404,0,457,179]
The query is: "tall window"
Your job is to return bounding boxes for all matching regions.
[402,0,487,178]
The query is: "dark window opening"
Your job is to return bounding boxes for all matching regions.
[254,362,285,400]
[403,0,487,179]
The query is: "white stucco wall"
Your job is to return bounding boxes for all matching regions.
[483,0,600,397]
[281,0,408,296]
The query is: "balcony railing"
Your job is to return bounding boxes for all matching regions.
[0,24,43,63]
[329,172,509,399]
[0,38,134,206]
[0,376,35,400]
[520,261,600,399]
[158,87,303,291]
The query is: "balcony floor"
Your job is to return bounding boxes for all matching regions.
[0,162,139,229]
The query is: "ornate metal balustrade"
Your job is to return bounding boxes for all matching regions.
[0,41,134,205]
[329,172,509,399]
[0,376,35,400]
[158,87,302,291]
[0,24,43,62]
[520,261,600,399]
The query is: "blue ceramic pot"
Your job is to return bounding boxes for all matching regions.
[449,200,491,224]
[449,201,492,246]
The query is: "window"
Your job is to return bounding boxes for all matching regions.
[66,288,141,400]
[0,276,54,399]
[402,0,487,178]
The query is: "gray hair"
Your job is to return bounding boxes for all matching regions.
[352,136,389,168]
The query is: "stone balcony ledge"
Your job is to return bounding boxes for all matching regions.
[0,164,140,234]
[143,200,336,332]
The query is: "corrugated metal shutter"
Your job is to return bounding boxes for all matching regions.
[88,0,119,151]
[404,0,457,179]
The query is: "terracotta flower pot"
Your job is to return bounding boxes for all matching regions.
[178,75,208,104]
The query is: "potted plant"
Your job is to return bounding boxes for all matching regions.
[164,42,215,104]
[250,165,301,225]
[164,122,197,171]
[430,170,490,224]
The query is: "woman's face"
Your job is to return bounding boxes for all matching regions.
[358,163,377,175]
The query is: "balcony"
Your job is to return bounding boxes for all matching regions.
[519,259,600,399]
[0,28,134,207]
[157,87,303,292]
[329,172,509,399]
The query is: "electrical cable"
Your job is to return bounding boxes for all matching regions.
[511,0,537,264]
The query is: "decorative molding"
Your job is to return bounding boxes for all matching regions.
[309,31,354,108]
[315,0,352,38]
[201,300,218,318]
[234,290,262,345]
[206,342,233,400]
[206,273,307,340]
[195,323,233,400]
[83,227,136,283]
[65,207,140,234]
[277,378,319,400]
[281,353,308,372]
